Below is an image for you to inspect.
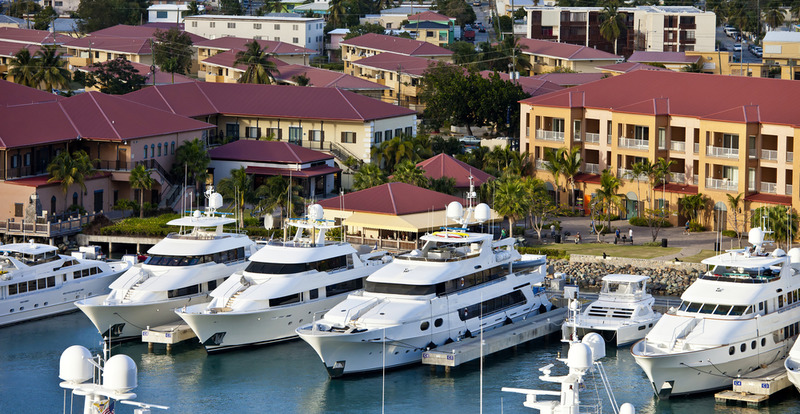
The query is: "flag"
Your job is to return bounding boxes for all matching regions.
[102,400,115,414]
[93,399,114,414]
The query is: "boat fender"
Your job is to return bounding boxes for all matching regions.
[425,342,437,350]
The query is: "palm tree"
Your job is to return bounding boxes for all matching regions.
[599,0,625,55]
[493,174,529,236]
[678,194,708,225]
[72,150,96,208]
[328,0,347,28]
[652,157,675,214]
[8,48,40,88]
[543,148,563,205]
[392,160,427,187]
[173,138,210,206]
[234,40,278,84]
[594,169,624,232]
[46,150,96,212]
[371,135,430,173]
[764,0,785,30]
[726,192,745,246]
[630,159,652,217]
[751,206,798,250]
[353,163,386,191]
[681,61,705,73]
[559,146,581,210]
[217,166,254,227]
[255,175,303,219]
[36,45,71,92]
[129,164,154,218]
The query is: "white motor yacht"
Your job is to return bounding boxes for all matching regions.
[0,241,131,327]
[785,337,800,392]
[562,275,661,346]
[76,188,261,340]
[631,228,800,398]
[176,204,392,352]
[296,185,554,377]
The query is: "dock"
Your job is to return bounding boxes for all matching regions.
[714,362,793,407]
[142,323,197,351]
[421,307,567,370]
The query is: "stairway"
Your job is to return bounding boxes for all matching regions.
[123,282,143,301]
[225,291,243,309]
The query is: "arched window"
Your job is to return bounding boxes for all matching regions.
[151,144,155,157]
[157,143,162,157]
[50,196,56,216]
[144,145,148,159]
[171,141,175,154]
[72,192,78,207]
[164,142,168,154]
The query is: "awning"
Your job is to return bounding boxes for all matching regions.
[654,183,699,195]
[245,165,341,178]
[744,193,792,206]
[342,209,502,233]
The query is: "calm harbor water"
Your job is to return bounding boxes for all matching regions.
[2,311,799,413]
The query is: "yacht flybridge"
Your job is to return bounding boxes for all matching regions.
[562,274,661,347]
[76,188,261,340]
[297,181,554,377]
[632,228,800,398]
[0,242,131,327]
[176,204,392,352]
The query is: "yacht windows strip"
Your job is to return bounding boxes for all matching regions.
[246,255,348,275]
[145,247,246,266]
[6,275,57,296]
[458,290,527,321]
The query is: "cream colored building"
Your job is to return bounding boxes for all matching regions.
[184,14,324,54]
[763,31,800,80]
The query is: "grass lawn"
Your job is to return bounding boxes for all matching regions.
[542,242,681,259]
[680,249,717,263]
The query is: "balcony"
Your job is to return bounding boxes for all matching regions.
[693,176,699,185]
[536,129,565,142]
[788,184,793,195]
[670,172,686,183]
[761,149,778,161]
[535,159,552,170]
[618,168,648,181]
[790,152,794,162]
[706,177,738,191]
[693,143,699,153]
[706,145,739,159]
[585,132,600,144]
[760,182,777,194]
[670,141,686,152]
[618,137,649,150]
[584,163,600,174]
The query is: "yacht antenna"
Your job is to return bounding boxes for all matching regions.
[479,291,484,414]
[381,327,386,414]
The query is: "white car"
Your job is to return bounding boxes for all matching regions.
[733,43,742,52]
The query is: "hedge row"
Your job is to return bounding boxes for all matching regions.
[517,246,570,260]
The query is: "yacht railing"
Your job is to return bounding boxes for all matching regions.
[698,272,779,283]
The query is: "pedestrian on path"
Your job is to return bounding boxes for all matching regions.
[628,228,634,244]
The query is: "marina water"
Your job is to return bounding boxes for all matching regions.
[3,311,800,413]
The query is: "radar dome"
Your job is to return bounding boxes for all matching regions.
[264,215,274,230]
[581,333,606,361]
[789,248,800,264]
[474,203,491,223]
[447,202,463,221]
[567,342,592,372]
[748,228,764,246]
[307,204,324,221]
[619,403,636,414]
[208,192,223,210]
[59,345,93,384]
[772,248,787,258]
[102,354,137,393]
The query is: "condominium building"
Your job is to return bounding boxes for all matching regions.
[525,6,716,57]
[763,31,800,80]
[184,14,324,53]
[521,71,799,229]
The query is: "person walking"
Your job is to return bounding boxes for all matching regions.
[615,228,620,240]
[550,224,556,239]
[575,232,581,244]
[628,228,633,244]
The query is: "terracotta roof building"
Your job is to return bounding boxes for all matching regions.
[521,70,800,227]
[595,62,672,76]
[195,36,317,79]
[348,52,441,112]
[530,72,607,87]
[416,153,495,193]
[341,33,452,79]
[517,38,620,75]
[479,71,564,96]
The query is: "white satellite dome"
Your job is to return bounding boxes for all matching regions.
[102,354,137,393]
[788,248,800,264]
[474,203,491,223]
[567,342,592,372]
[446,202,464,221]
[581,333,606,361]
[772,248,787,258]
[307,204,324,221]
[208,192,224,210]
[619,403,636,414]
[748,227,764,246]
[59,345,93,384]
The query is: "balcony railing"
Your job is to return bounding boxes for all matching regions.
[693,176,699,185]
[790,152,794,163]
[670,172,686,183]
[693,143,699,153]
[536,129,565,142]
[573,133,581,142]
[706,177,738,191]
[618,137,649,150]
[788,184,793,195]
[670,141,686,152]
[761,182,777,194]
[618,168,648,181]
[584,163,600,174]
[585,132,600,144]
[706,145,739,159]
[761,149,778,161]
[535,159,552,170]
[607,134,612,145]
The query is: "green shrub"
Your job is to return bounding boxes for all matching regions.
[517,246,569,260]
[557,208,583,217]
[690,221,707,232]
[629,216,672,227]
[643,241,662,247]
[545,220,562,231]
[68,204,87,215]
[722,230,738,238]
[113,199,138,211]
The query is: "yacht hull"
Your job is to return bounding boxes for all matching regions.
[76,294,210,339]
[787,357,800,392]
[177,296,345,352]
[567,322,655,347]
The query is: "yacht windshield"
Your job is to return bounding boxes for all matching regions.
[364,281,436,296]
[679,301,752,316]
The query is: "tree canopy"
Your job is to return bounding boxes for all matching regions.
[85,57,147,94]
[433,0,476,26]
[77,0,149,33]
[234,40,279,84]
[152,28,194,82]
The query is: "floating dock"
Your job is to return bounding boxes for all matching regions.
[714,362,793,407]
[421,307,567,370]
[142,323,197,351]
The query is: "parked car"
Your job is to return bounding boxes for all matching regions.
[733,43,742,52]
[472,0,481,5]
[476,22,486,32]
[754,46,763,58]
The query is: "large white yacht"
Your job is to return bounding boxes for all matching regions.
[0,242,131,327]
[296,187,554,377]
[76,188,261,340]
[562,274,661,346]
[175,204,392,352]
[631,228,800,398]
[785,338,800,392]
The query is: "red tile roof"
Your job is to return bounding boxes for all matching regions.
[6,172,111,188]
[479,71,563,96]
[318,182,462,215]
[0,91,212,148]
[351,52,439,76]
[245,164,341,178]
[0,79,59,107]
[341,33,453,57]
[0,27,71,45]
[88,24,207,44]
[209,140,333,163]
[0,40,40,57]
[574,173,602,184]
[521,70,800,127]
[276,64,388,90]
[408,11,452,22]
[530,72,607,86]
[518,38,620,60]
[80,61,197,85]
[201,49,288,71]
[416,153,494,188]
[745,193,792,206]
[124,82,416,121]
[65,36,152,55]
[628,51,700,64]
[195,36,315,55]
[595,62,672,73]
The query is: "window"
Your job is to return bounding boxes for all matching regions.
[245,127,261,138]
[341,132,356,144]
[658,128,666,149]
[227,22,236,29]
[171,141,175,154]
[395,128,403,138]
[553,118,565,132]
[274,24,280,30]
[164,141,168,154]
[269,293,301,307]
[23,152,30,166]
[293,37,299,44]
[73,192,78,206]
[226,123,240,139]
[192,21,197,27]
[723,133,739,148]
[266,128,281,140]
[254,23,262,29]
[634,125,649,140]
[151,144,155,157]
[54,0,62,5]
[405,127,412,136]
[274,37,280,41]
[374,131,382,143]
[384,130,392,140]
[288,127,302,144]
[309,130,323,142]
[326,279,363,297]
[168,284,200,298]
[427,31,434,37]
[14,203,23,217]
[157,143,162,156]
[209,22,215,28]
[157,11,167,18]
[10,154,18,168]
